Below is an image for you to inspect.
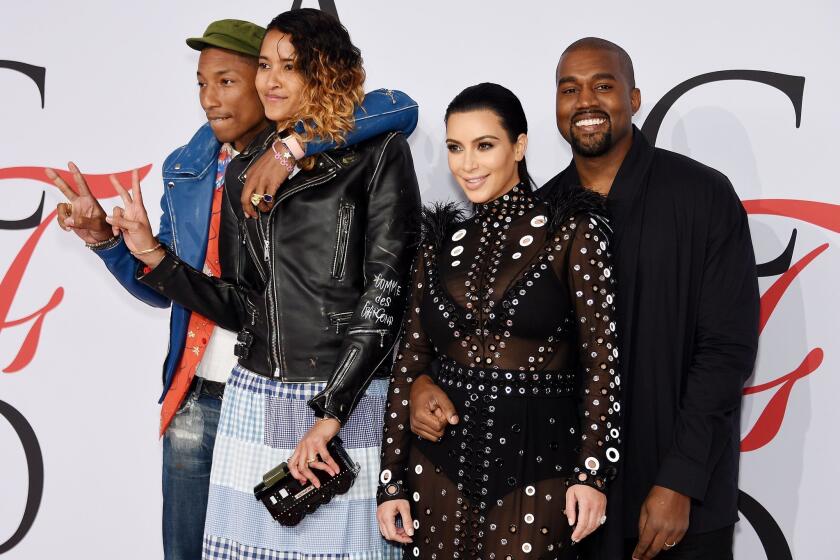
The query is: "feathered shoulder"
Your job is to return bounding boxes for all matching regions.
[420,201,468,250]
[544,185,612,236]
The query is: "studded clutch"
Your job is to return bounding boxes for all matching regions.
[253,437,360,526]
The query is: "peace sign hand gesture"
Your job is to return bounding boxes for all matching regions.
[46,162,112,244]
[105,169,165,268]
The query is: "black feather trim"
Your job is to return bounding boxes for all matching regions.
[421,201,468,250]
[544,185,611,235]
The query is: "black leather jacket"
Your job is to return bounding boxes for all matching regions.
[140,128,421,423]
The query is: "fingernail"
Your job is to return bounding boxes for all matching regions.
[105,217,112,223]
[568,519,574,526]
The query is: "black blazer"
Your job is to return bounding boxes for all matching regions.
[542,127,759,550]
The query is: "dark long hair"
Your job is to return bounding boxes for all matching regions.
[444,82,532,187]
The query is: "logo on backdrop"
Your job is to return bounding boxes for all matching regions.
[0,59,153,556]
[0,60,46,555]
[642,69,840,560]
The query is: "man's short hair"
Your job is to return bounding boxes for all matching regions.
[561,37,635,89]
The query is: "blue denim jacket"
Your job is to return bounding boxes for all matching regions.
[93,89,418,401]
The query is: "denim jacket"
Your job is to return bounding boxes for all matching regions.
[93,89,419,402]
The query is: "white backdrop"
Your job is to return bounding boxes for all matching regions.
[1,1,838,558]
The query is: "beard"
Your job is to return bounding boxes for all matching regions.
[569,116,613,157]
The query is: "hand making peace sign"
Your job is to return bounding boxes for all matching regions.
[105,169,166,268]
[45,162,112,245]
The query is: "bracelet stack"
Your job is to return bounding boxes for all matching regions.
[271,138,297,174]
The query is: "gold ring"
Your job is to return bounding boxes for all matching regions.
[65,202,73,216]
[306,457,317,465]
[250,193,263,206]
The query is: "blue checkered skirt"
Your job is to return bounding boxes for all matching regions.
[202,365,401,560]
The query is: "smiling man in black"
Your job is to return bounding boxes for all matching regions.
[541,37,760,559]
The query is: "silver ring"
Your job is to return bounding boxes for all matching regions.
[664,541,677,548]
[599,515,607,525]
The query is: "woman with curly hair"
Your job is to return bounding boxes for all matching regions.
[106,8,420,559]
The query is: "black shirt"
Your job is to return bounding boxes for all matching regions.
[542,128,760,553]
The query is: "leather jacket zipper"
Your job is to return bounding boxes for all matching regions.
[341,330,402,416]
[329,346,360,393]
[331,202,354,279]
[264,169,339,379]
[257,211,282,377]
[240,221,268,282]
[328,311,354,335]
[347,327,389,348]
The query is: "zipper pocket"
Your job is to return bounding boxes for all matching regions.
[347,327,389,348]
[328,311,354,334]
[331,202,354,279]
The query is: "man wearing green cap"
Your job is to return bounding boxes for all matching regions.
[49,17,418,560]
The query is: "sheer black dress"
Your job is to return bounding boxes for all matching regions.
[378,183,622,560]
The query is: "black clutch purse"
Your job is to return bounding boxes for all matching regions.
[254,437,360,526]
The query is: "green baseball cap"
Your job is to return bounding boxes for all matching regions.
[186,19,266,58]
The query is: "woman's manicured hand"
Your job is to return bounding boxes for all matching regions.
[287,417,341,487]
[377,499,414,544]
[565,483,607,543]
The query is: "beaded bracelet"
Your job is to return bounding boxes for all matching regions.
[270,138,297,174]
[86,235,121,251]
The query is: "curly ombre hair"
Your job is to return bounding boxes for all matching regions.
[266,9,365,159]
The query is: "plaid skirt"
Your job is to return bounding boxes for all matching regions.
[202,365,401,560]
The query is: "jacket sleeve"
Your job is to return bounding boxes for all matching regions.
[135,189,252,333]
[309,133,422,424]
[655,175,760,500]
[301,89,419,156]
[90,189,174,309]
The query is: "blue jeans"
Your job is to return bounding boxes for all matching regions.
[162,380,222,560]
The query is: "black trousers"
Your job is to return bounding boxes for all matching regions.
[623,525,734,560]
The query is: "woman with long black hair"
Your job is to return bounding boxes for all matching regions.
[376,83,621,559]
